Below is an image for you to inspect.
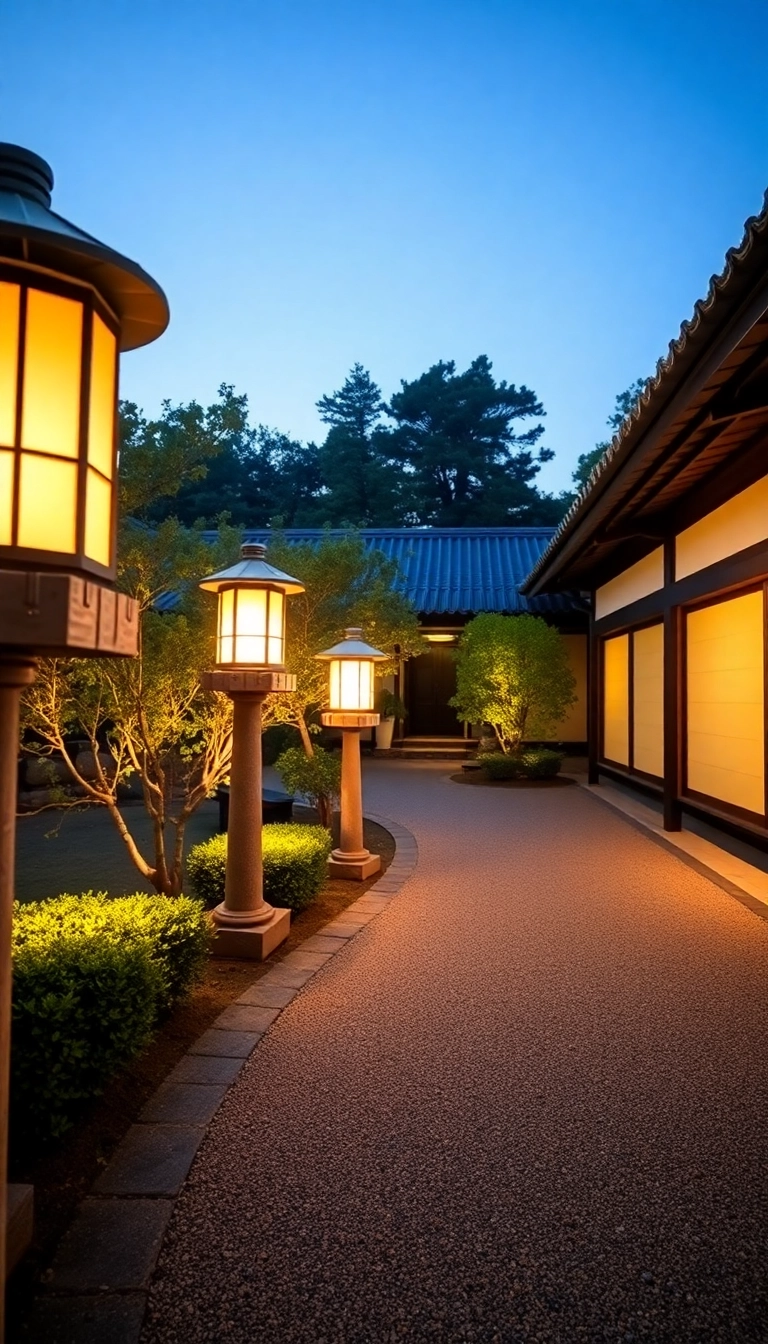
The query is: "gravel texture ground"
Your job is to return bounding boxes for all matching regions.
[142,762,768,1343]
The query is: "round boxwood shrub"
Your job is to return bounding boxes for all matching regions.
[11,891,212,1142]
[187,823,332,914]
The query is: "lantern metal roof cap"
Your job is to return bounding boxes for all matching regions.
[316,627,387,661]
[199,543,305,594]
[0,143,169,353]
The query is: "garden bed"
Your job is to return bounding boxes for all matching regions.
[6,811,394,1323]
[450,772,577,788]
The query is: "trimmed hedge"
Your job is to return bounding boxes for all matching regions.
[187,823,332,914]
[479,749,564,780]
[11,892,211,1142]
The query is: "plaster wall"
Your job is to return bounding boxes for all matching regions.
[559,634,587,740]
[676,473,768,580]
[686,591,765,815]
[595,549,664,619]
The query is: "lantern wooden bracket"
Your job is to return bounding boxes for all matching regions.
[321,711,380,730]
[201,669,297,695]
[0,569,138,657]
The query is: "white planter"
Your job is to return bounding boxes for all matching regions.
[376,716,396,750]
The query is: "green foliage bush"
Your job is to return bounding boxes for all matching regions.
[274,746,341,814]
[451,613,576,753]
[262,723,301,766]
[378,688,407,719]
[479,749,563,780]
[187,823,332,914]
[11,891,211,1142]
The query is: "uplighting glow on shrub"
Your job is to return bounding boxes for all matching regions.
[187,824,332,915]
[10,891,211,1142]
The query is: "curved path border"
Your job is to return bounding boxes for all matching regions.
[21,814,417,1344]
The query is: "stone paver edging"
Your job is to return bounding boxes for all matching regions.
[22,813,416,1344]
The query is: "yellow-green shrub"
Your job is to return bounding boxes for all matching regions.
[187,823,332,914]
[11,892,212,1142]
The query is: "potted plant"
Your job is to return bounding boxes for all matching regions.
[376,688,407,750]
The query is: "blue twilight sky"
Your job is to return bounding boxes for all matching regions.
[2,0,768,494]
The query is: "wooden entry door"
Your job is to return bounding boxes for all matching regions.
[407,646,461,736]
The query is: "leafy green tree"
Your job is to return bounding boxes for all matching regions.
[572,378,647,490]
[120,384,254,520]
[383,355,553,525]
[450,613,576,754]
[315,364,401,524]
[260,532,424,754]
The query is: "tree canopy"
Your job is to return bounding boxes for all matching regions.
[571,378,647,491]
[450,613,576,754]
[141,356,571,530]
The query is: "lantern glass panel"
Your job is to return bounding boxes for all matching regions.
[21,290,82,459]
[84,467,112,566]
[87,312,117,479]
[234,587,267,664]
[267,589,284,664]
[0,282,19,446]
[330,658,374,711]
[18,452,77,552]
[218,587,235,664]
[0,450,12,544]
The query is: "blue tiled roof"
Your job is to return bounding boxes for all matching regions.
[188,529,584,617]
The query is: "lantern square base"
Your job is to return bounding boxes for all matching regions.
[327,852,382,881]
[202,669,296,695]
[321,711,380,729]
[211,906,291,960]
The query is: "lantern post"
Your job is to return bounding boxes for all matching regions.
[0,143,168,1326]
[317,628,386,880]
[199,543,304,959]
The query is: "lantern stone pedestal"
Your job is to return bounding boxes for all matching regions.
[202,669,295,959]
[322,712,381,880]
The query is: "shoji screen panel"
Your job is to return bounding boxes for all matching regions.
[603,634,630,766]
[686,591,765,815]
[633,623,664,778]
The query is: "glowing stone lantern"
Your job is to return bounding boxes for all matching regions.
[0,144,167,649]
[199,544,305,958]
[199,543,304,669]
[0,142,168,1327]
[317,628,386,880]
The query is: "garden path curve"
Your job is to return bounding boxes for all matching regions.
[143,762,768,1343]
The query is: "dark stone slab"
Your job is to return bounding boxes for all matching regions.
[235,982,297,1009]
[138,1083,228,1126]
[21,1293,147,1344]
[214,1003,279,1033]
[166,1054,244,1086]
[45,1199,171,1292]
[300,934,349,953]
[94,1126,204,1197]
[260,964,314,989]
[187,1028,262,1057]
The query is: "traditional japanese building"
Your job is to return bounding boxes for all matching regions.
[522,191,768,848]
[233,527,589,752]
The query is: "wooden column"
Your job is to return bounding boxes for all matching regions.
[201,668,295,960]
[662,539,682,831]
[0,656,37,1340]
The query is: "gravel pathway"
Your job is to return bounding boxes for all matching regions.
[142,763,768,1343]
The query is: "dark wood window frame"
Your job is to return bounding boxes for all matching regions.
[593,536,768,836]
